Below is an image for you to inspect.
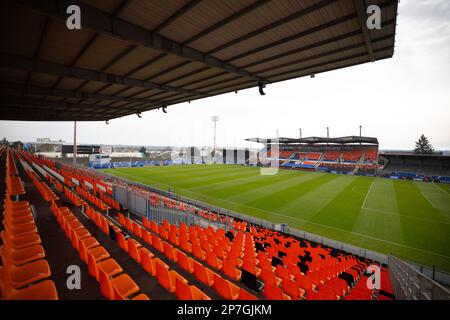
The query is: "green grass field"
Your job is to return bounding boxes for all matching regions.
[103,165,450,271]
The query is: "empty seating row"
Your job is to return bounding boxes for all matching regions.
[364,148,378,162]
[120,215,257,300]
[238,223,374,300]
[64,188,87,208]
[49,201,147,300]
[91,211,210,300]
[341,150,363,163]
[76,186,110,212]
[322,150,341,162]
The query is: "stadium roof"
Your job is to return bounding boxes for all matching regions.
[0,0,398,121]
[246,135,379,145]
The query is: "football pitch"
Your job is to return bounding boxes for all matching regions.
[103,164,450,271]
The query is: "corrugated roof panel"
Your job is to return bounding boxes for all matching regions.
[245,32,363,73]
[75,36,131,71]
[97,83,129,95]
[132,89,165,99]
[213,1,351,61]
[86,0,124,14]
[78,81,107,94]
[105,47,162,77]
[197,77,250,93]
[259,46,368,77]
[190,0,313,53]
[168,68,226,87]
[116,87,150,98]
[29,72,59,88]
[161,0,252,43]
[150,61,206,84]
[231,19,360,68]
[45,96,65,102]
[130,55,187,81]
[187,73,241,91]
[39,20,95,65]
[120,0,190,31]
[0,1,46,57]
[0,68,27,84]
[55,77,86,91]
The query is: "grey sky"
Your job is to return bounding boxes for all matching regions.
[1,0,449,150]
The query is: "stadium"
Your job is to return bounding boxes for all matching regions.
[0,0,449,307]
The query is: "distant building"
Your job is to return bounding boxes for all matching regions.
[36,138,65,145]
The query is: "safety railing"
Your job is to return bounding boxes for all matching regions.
[388,255,450,300]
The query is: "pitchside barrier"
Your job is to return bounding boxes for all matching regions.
[111,181,232,232]
[75,165,450,296]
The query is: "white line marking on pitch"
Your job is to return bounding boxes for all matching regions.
[362,207,450,225]
[431,182,450,197]
[361,181,374,210]
[421,191,439,209]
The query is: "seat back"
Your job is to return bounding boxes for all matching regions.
[176,249,193,273]
[140,247,156,276]
[175,276,193,300]
[206,250,220,269]
[213,273,232,299]
[282,279,301,299]
[163,241,176,261]
[142,229,152,245]
[222,259,238,279]
[191,285,211,300]
[128,239,141,263]
[151,234,163,252]
[193,260,212,286]
[116,231,128,252]
[131,222,142,237]
[87,251,99,280]
[156,259,173,292]
[261,267,277,286]
[264,283,283,300]
[238,288,258,300]
[98,268,113,299]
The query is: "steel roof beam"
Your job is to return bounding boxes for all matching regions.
[225,13,357,63]
[181,0,272,45]
[254,35,394,75]
[130,0,396,97]
[206,0,339,55]
[0,98,134,114]
[108,45,393,115]
[353,0,375,61]
[153,0,202,33]
[0,82,174,106]
[128,0,340,91]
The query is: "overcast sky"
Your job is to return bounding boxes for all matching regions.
[1,0,449,150]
